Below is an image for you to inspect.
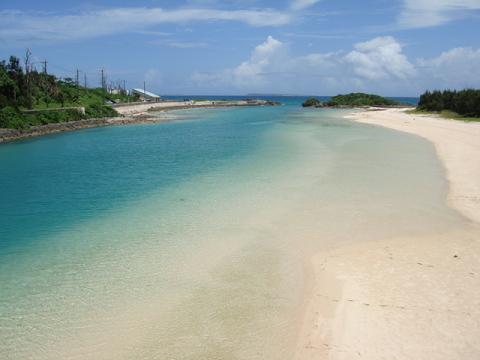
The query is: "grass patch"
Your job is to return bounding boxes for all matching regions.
[406,109,480,122]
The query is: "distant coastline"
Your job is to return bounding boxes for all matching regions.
[0,99,278,143]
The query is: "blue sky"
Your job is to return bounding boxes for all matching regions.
[0,0,479,96]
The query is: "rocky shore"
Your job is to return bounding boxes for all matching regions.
[0,118,116,143]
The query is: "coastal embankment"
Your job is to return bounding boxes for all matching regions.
[296,108,480,359]
[113,99,277,115]
[0,99,276,143]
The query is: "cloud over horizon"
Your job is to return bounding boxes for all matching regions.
[344,37,416,80]
[191,35,480,95]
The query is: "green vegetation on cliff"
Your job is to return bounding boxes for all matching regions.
[0,54,136,129]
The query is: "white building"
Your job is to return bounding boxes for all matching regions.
[131,88,161,102]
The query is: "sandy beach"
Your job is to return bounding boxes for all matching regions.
[296,108,480,359]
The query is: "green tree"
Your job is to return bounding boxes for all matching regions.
[0,67,18,108]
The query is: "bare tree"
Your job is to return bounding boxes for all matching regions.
[24,49,32,74]
[24,49,33,109]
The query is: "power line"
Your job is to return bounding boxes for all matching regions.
[47,62,75,75]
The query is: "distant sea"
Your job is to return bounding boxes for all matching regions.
[0,97,461,360]
[163,95,420,105]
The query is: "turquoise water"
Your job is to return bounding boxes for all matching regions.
[0,100,468,359]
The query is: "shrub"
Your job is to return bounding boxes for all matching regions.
[0,106,26,129]
[85,104,118,118]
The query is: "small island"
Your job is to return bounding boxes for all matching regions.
[302,93,400,108]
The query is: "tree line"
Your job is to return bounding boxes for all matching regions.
[417,89,480,118]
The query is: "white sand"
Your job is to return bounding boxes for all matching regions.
[296,109,480,360]
[113,100,252,116]
[113,101,202,115]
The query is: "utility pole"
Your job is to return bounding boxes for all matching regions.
[84,73,87,88]
[76,69,80,87]
[101,69,106,102]
[101,69,106,90]
[41,60,47,74]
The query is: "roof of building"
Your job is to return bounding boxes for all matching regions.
[131,88,161,98]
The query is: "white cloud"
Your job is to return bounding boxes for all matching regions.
[144,68,163,84]
[232,36,285,86]
[0,7,291,44]
[417,47,480,89]
[190,35,480,95]
[190,36,287,89]
[167,42,209,49]
[344,36,416,80]
[192,36,416,94]
[150,39,209,48]
[290,0,321,10]
[398,0,480,28]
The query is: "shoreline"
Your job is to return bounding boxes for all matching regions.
[0,99,277,144]
[296,108,480,359]
[349,108,480,224]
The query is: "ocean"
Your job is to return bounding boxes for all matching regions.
[0,98,467,359]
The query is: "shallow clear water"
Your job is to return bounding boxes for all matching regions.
[0,100,468,359]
